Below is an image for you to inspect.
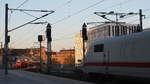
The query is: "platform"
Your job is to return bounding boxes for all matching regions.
[0,70,93,84]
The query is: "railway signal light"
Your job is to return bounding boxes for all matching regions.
[7,36,10,43]
[82,23,88,41]
[46,23,52,42]
[38,35,43,72]
[38,35,43,42]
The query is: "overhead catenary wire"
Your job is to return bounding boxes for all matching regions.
[8,0,30,30]
[119,8,150,24]
[100,0,134,11]
[27,0,137,42]
[8,0,30,23]
[1,0,30,42]
[119,8,150,21]
[16,0,107,45]
[20,11,38,18]
[14,0,149,48]
[14,24,39,47]
[52,0,107,25]
[54,0,73,11]
[128,16,150,24]
[16,0,74,19]
[7,5,54,49]
[35,0,108,39]
[8,0,74,41]
[15,0,30,9]
[8,11,54,32]
[93,0,135,21]
[50,0,136,40]
[143,8,150,12]
[2,0,73,49]
[51,0,135,31]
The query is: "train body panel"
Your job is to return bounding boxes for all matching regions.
[83,30,150,78]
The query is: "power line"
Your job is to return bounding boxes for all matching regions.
[2,0,74,49]
[54,0,73,11]
[9,0,30,17]
[52,0,134,25]
[20,11,38,18]
[101,0,134,11]
[0,0,29,42]
[52,0,107,25]
[16,0,29,9]
[36,0,135,41]
[13,0,142,47]
[8,11,54,32]
[14,25,39,46]
[91,0,150,27]
[119,8,150,21]
[6,4,54,52]
[20,0,134,36]
[129,16,150,24]
[118,8,150,24]
[143,8,150,12]
[15,22,49,46]
[8,0,30,28]
[13,0,107,36]
[23,0,135,32]
[17,0,73,19]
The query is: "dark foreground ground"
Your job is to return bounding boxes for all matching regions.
[0,69,93,84]
[26,68,150,84]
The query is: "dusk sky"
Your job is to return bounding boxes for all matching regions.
[0,0,149,51]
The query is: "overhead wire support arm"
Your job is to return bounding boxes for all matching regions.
[94,11,139,23]
[9,8,54,12]
[86,21,113,25]
[21,11,38,19]
[4,3,55,75]
[30,21,48,24]
[8,12,54,32]
[94,12,115,22]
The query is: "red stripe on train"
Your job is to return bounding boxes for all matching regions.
[84,62,150,68]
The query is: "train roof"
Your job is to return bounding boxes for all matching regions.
[92,30,150,45]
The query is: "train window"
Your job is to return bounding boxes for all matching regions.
[94,44,104,52]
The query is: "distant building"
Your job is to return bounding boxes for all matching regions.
[1,48,47,64]
[51,49,75,65]
[87,22,141,45]
[74,33,83,65]
[75,22,141,65]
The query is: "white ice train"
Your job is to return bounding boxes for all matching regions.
[82,30,150,79]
